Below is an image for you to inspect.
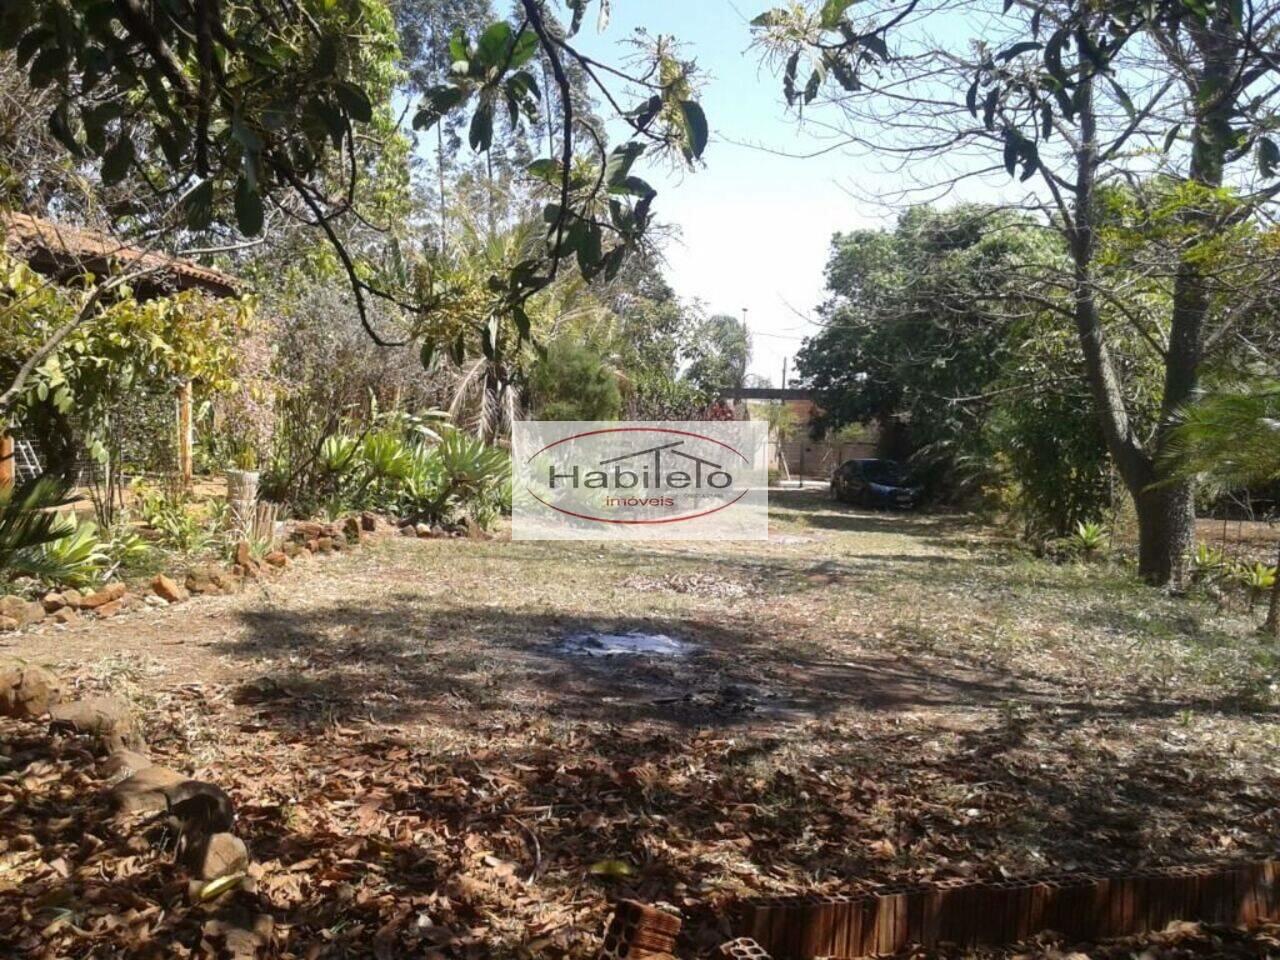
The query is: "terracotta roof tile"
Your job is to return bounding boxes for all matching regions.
[1,211,240,298]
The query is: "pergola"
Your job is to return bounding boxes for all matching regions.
[0,212,241,489]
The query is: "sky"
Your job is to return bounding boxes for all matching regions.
[571,0,913,385]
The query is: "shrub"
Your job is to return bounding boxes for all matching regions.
[527,340,622,421]
[16,516,109,588]
[1070,520,1108,557]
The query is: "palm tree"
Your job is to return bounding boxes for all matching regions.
[1165,377,1280,637]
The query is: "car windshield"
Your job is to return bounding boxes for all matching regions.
[861,460,909,485]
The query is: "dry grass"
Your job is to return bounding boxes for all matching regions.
[2,489,1277,958]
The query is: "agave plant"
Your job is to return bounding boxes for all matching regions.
[1236,562,1277,611]
[395,429,510,525]
[0,475,75,576]
[15,516,109,588]
[358,431,415,483]
[1189,542,1228,583]
[317,434,360,477]
[1071,520,1108,557]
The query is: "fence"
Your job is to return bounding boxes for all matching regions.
[770,439,877,482]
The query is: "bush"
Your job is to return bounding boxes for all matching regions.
[527,340,622,421]
[16,516,108,588]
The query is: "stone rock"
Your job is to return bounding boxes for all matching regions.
[263,551,288,568]
[0,594,45,626]
[282,541,303,558]
[189,831,249,881]
[42,591,67,613]
[49,695,144,752]
[292,521,325,541]
[343,516,362,542]
[0,659,65,718]
[50,608,78,625]
[99,749,154,779]
[186,564,222,595]
[78,582,127,610]
[400,524,417,537]
[213,568,241,591]
[110,764,187,814]
[61,588,83,608]
[201,917,268,959]
[415,523,433,538]
[360,512,377,532]
[0,616,18,632]
[168,779,236,832]
[94,598,126,619]
[153,574,188,604]
[234,541,253,568]
[315,537,335,553]
[199,916,264,960]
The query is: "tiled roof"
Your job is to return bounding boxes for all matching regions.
[1,211,240,298]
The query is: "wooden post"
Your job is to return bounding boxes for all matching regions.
[0,432,13,489]
[176,381,193,490]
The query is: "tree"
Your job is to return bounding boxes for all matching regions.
[527,339,621,420]
[3,1,708,368]
[753,0,1280,583]
[795,204,1115,533]
[683,313,751,396]
[1166,377,1280,637]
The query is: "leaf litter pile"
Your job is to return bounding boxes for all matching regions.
[2,491,1278,958]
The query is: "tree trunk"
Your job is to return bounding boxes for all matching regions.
[1064,52,1190,585]
[1265,538,1280,640]
[1134,481,1196,586]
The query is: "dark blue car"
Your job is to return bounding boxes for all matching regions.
[830,458,923,509]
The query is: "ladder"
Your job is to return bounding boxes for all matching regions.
[13,438,42,482]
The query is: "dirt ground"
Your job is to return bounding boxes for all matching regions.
[2,489,1278,958]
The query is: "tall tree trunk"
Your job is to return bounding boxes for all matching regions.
[1067,50,1187,583]
[1134,482,1196,587]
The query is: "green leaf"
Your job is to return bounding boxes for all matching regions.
[576,223,603,277]
[314,36,338,78]
[1258,136,1279,178]
[183,179,215,231]
[101,134,134,185]
[679,100,708,160]
[751,9,788,27]
[481,316,496,360]
[413,86,466,130]
[588,859,636,878]
[819,0,859,29]
[476,21,513,68]
[783,52,800,105]
[198,873,245,902]
[469,99,494,152]
[604,142,644,185]
[527,158,562,183]
[513,304,531,340]
[47,105,81,156]
[510,29,538,68]
[234,176,263,236]
[334,81,373,124]
[996,41,1041,63]
[609,175,655,199]
[449,30,468,63]
[420,341,436,371]
[803,67,823,104]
